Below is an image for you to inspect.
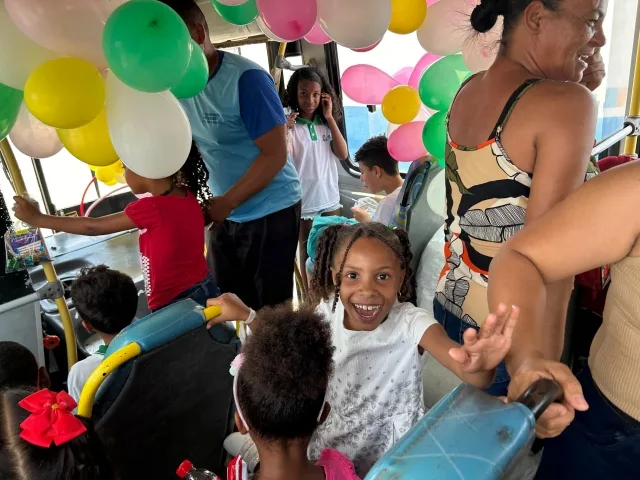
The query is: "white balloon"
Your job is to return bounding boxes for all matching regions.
[318,0,391,49]
[0,3,58,90]
[417,0,476,56]
[9,103,63,159]
[256,16,286,42]
[386,108,430,137]
[105,73,192,179]
[426,169,446,218]
[462,18,502,73]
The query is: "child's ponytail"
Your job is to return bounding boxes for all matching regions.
[309,224,343,306]
[175,141,212,206]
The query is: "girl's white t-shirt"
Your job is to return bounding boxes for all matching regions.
[288,117,340,216]
[309,296,438,476]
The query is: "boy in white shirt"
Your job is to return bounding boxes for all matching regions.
[67,265,138,402]
[351,136,404,226]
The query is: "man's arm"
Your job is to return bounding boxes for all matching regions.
[208,69,289,222]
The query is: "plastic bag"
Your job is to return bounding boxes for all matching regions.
[4,227,49,273]
[354,196,379,218]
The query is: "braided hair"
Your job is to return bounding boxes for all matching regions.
[309,222,416,312]
[174,141,212,206]
[284,67,342,123]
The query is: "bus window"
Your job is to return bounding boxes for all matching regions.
[220,43,270,72]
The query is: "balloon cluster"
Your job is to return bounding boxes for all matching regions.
[0,0,199,181]
[219,0,427,49]
[340,0,502,166]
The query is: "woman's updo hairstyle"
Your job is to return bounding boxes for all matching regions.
[471,0,560,39]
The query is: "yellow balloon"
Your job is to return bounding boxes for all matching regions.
[389,0,428,35]
[57,109,118,167]
[109,160,125,176]
[381,86,422,125]
[95,166,116,185]
[24,58,105,129]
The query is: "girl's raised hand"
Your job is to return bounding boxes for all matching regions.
[205,293,251,328]
[12,195,42,226]
[448,304,519,374]
[322,93,333,119]
[286,112,298,130]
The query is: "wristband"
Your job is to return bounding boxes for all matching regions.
[245,309,256,325]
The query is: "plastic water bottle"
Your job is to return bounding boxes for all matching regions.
[176,460,219,479]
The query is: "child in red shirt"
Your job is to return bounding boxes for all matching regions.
[13,142,218,311]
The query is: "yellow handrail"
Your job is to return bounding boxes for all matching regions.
[0,139,78,368]
[77,342,142,418]
[624,39,640,155]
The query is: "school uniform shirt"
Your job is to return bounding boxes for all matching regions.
[67,345,107,403]
[124,190,210,311]
[180,51,301,223]
[288,115,340,217]
[372,186,402,226]
[309,296,438,476]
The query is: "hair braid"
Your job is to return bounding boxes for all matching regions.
[174,141,212,206]
[331,227,364,312]
[309,225,342,305]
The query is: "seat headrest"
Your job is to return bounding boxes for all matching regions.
[104,299,208,359]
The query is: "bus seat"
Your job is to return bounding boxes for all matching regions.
[389,160,431,230]
[415,227,446,310]
[78,299,240,479]
[404,162,446,273]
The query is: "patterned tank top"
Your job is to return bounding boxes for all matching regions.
[435,78,598,327]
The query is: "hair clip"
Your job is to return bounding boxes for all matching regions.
[18,389,87,448]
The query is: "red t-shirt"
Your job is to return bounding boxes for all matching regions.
[124,190,209,311]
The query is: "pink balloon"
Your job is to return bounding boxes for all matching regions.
[408,52,441,89]
[393,67,414,85]
[341,65,400,105]
[427,0,440,5]
[304,22,332,45]
[387,122,428,162]
[257,0,316,41]
[351,40,382,53]
[4,0,125,67]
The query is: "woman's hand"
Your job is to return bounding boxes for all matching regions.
[351,206,372,223]
[12,196,42,226]
[205,293,251,328]
[286,112,298,130]
[322,93,333,120]
[508,357,588,438]
[580,48,605,92]
[448,304,518,373]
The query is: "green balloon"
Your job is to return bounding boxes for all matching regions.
[422,111,448,163]
[418,54,471,112]
[0,83,23,142]
[103,1,192,93]
[171,40,209,99]
[211,0,258,26]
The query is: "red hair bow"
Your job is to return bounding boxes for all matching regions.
[18,389,87,447]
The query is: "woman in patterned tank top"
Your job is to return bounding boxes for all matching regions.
[433,0,606,396]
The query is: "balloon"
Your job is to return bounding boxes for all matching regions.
[212,0,259,26]
[393,67,414,85]
[0,4,58,90]
[171,40,208,99]
[106,74,192,179]
[318,0,391,49]
[408,52,441,89]
[95,165,117,186]
[341,65,399,105]
[103,1,191,93]
[387,108,430,137]
[388,122,428,161]
[351,40,382,53]
[417,0,475,56]
[9,104,63,158]
[256,16,286,42]
[57,109,119,167]
[24,58,105,129]
[462,18,502,73]
[389,0,427,35]
[257,0,316,41]
[304,22,332,45]
[0,84,23,141]
[4,0,126,67]
[422,111,448,163]
[382,86,421,125]
[418,54,471,111]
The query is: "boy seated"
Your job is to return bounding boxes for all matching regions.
[0,341,49,391]
[67,265,138,402]
[351,135,404,226]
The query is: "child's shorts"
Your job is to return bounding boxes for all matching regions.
[155,273,220,312]
[301,203,342,221]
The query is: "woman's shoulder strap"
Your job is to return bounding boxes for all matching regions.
[489,79,542,140]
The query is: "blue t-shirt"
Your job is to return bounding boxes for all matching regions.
[180,51,301,223]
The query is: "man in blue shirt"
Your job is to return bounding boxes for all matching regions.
[162,0,301,310]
